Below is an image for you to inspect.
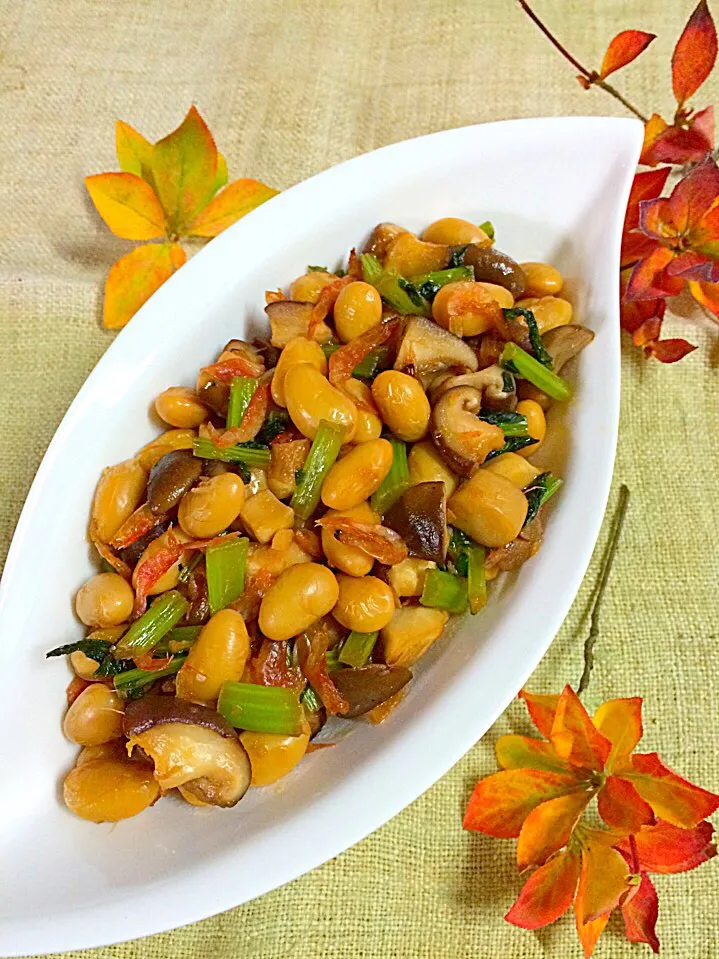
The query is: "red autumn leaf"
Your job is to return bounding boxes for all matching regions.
[574,904,609,959]
[495,734,573,774]
[639,114,669,167]
[518,689,560,738]
[575,841,632,925]
[672,0,718,105]
[624,245,680,300]
[151,105,219,232]
[576,75,593,90]
[618,819,717,874]
[691,104,715,146]
[85,172,168,241]
[688,277,719,318]
[463,768,580,837]
[621,168,671,266]
[625,752,719,828]
[505,850,580,929]
[632,315,663,347]
[646,338,697,363]
[639,155,719,245]
[187,178,279,237]
[592,697,643,769]
[621,872,660,954]
[598,776,655,833]
[665,249,719,282]
[550,685,612,770]
[516,791,592,870]
[599,30,655,80]
[103,242,186,330]
[642,123,713,167]
[619,271,666,337]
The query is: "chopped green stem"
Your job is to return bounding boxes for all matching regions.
[360,253,430,315]
[370,437,410,514]
[301,685,322,712]
[479,411,529,437]
[352,346,393,381]
[218,682,304,736]
[114,590,188,658]
[420,568,468,615]
[325,648,342,672]
[339,631,379,668]
[226,376,258,429]
[178,552,201,585]
[290,420,344,522]
[478,220,495,240]
[504,308,553,368]
[206,536,249,614]
[114,653,187,696]
[155,625,203,655]
[500,342,572,402]
[467,545,487,615]
[320,342,342,358]
[193,437,271,467]
[523,472,563,526]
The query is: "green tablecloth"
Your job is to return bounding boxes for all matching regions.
[1,1,716,956]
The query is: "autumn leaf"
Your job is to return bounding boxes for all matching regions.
[505,850,580,929]
[85,172,168,240]
[115,120,153,180]
[517,689,560,738]
[214,153,229,194]
[672,0,718,106]
[624,752,719,828]
[187,178,279,237]
[495,734,573,774]
[550,685,611,770]
[516,791,592,870]
[463,768,580,837]
[151,105,219,232]
[621,167,671,267]
[593,697,643,769]
[688,277,719,318]
[597,776,655,833]
[621,872,660,953]
[103,242,186,329]
[599,30,655,79]
[575,840,633,926]
[575,904,609,959]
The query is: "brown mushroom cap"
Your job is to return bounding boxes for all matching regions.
[147,450,202,516]
[265,300,320,348]
[331,664,412,717]
[123,696,237,740]
[394,316,478,383]
[384,481,447,564]
[430,386,505,476]
[461,245,527,297]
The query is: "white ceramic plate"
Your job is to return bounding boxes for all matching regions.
[0,117,642,956]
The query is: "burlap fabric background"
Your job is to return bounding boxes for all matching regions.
[1,1,717,956]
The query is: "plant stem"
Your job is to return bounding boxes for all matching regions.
[577,484,630,695]
[517,1,649,123]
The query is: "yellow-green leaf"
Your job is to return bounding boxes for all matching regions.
[187,178,279,237]
[213,152,228,194]
[151,105,218,232]
[115,121,153,180]
[103,242,186,329]
[85,172,167,240]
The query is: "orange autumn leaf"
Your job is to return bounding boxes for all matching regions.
[550,685,611,770]
[672,0,718,105]
[187,178,279,237]
[115,120,153,180]
[599,29,655,80]
[85,172,168,240]
[517,689,560,737]
[575,841,633,926]
[617,819,717,874]
[621,872,660,954]
[505,850,580,929]
[151,105,218,232]
[495,734,572,774]
[645,337,698,363]
[516,791,592,870]
[624,752,719,828]
[688,276,719,318]
[463,768,580,838]
[597,775,655,833]
[593,696,643,769]
[575,902,609,959]
[104,242,186,330]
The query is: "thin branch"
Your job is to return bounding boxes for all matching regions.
[517,1,649,123]
[577,484,630,695]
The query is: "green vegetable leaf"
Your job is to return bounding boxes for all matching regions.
[447,245,469,268]
[523,472,563,526]
[46,639,112,662]
[503,307,553,369]
[485,435,539,460]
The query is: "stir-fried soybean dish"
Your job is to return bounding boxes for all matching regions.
[50,217,594,823]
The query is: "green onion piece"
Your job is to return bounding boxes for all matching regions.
[114,653,187,696]
[226,376,258,429]
[321,342,342,358]
[301,685,322,712]
[352,346,392,381]
[420,568,468,615]
[290,420,343,522]
[339,631,379,668]
[523,472,563,526]
[193,437,271,467]
[206,537,249,614]
[467,545,487,615]
[360,254,430,315]
[447,526,472,576]
[218,682,304,736]
[177,552,201,585]
[500,342,572,402]
[370,437,409,515]
[478,220,495,240]
[114,590,188,658]
[479,411,529,437]
[307,264,328,272]
[155,625,203,655]
[325,648,342,672]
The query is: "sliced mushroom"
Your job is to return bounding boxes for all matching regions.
[394,316,478,385]
[384,481,447,564]
[123,696,251,808]
[147,450,202,516]
[197,379,230,417]
[222,339,266,372]
[331,664,412,718]
[461,244,527,297]
[428,364,515,411]
[430,386,505,476]
[265,300,332,347]
[517,325,595,408]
